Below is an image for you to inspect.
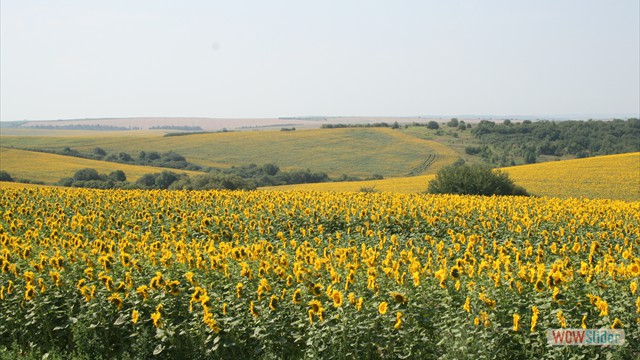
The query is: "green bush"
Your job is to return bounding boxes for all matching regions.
[0,170,13,182]
[427,164,529,196]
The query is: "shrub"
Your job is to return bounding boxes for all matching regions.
[427,164,529,196]
[0,170,13,182]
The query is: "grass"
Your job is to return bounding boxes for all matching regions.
[1,128,457,178]
[267,152,640,201]
[0,148,203,185]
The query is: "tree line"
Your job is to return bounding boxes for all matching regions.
[51,162,371,190]
[468,118,639,166]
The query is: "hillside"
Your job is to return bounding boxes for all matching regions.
[267,152,640,201]
[1,128,458,179]
[0,148,203,185]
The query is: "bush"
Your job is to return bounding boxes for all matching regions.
[73,168,101,182]
[0,170,13,182]
[427,164,529,196]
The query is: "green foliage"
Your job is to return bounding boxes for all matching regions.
[428,164,529,196]
[426,121,440,130]
[447,118,459,127]
[0,170,13,182]
[471,118,640,165]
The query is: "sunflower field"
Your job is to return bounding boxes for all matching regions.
[0,188,638,359]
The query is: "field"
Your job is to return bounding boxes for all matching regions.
[270,152,640,202]
[0,187,638,359]
[0,148,203,185]
[0,128,459,179]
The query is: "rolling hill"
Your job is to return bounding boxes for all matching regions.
[268,152,640,201]
[0,148,203,185]
[1,128,458,179]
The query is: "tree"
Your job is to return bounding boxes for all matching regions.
[426,121,440,130]
[0,170,13,182]
[108,170,127,182]
[447,118,459,127]
[73,168,101,182]
[427,164,528,196]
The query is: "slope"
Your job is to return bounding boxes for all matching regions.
[268,152,640,201]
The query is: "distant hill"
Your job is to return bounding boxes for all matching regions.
[0,148,203,185]
[268,152,640,202]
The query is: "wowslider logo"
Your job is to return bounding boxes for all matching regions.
[547,329,625,346]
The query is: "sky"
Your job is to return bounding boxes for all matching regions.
[1,0,639,121]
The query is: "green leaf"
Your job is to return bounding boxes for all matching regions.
[114,314,127,326]
[153,344,165,355]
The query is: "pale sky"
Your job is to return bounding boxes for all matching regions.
[1,0,639,121]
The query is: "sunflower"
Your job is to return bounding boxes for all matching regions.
[534,280,545,292]
[308,299,325,322]
[331,290,343,308]
[136,285,150,300]
[581,315,587,329]
[311,283,323,297]
[556,310,567,328]
[450,266,461,279]
[292,289,302,304]
[236,282,243,299]
[269,295,279,311]
[631,281,637,295]
[348,292,356,306]
[24,284,36,301]
[394,312,403,330]
[513,313,521,331]
[222,302,228,316]
[185,271,197,285]
[249,301,259,318]
[530,306,539,332]
[151,310,162,328]
[610,318,624,329]
[107,292,123,310]
[391,292,407,305]
[378,301,388,315]
[463,297,471,313]
[131,309,140,324]
[629,263,640,277]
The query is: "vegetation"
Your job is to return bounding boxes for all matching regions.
[0,188,637,358]
[0,171,12,182]
[427,164,528,196]
[0,128,449,178]
[25,147,203,171]
[471,118,639,166]
[30,124,136,131]
[150,125,203,131]
[267,152,640,201]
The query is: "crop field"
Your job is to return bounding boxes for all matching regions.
[271,152,640,202]
[0,187,638,359]
[0,148,203,185]
[0,128,456,178]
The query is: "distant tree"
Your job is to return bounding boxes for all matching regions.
[93,147,107,158]
[447,118,459,127]
[427,164,528,196]
[458,121,466,131]
[524,151,537,164]
[118,152,133,162]
[73,168,101,182]
[0,170,13,182]
[262,164,280,176]
[426,121,440,130]
[392,121,400,129]
[503,119,512,125]
[108,170,127,182]
[155,171,180,189]
[136,174,157,188]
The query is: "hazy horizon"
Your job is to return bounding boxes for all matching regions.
[2,1,639,122]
